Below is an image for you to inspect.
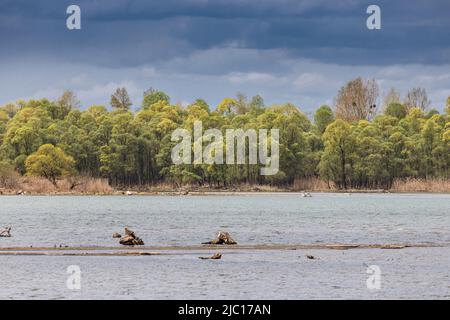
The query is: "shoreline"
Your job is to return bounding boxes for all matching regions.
[0,242,448,253]
[1,244,448,256]
[1,190,450,196]
[3,177,449,195]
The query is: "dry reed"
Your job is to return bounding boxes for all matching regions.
[391,178,450,193]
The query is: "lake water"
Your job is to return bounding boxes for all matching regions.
[0,193,449,299]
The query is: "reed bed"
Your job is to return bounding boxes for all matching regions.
[391,178,450,193]
[1,176,449,195]
[2,176,113,195]
[292,177,333,191]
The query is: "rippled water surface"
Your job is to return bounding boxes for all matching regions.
[0,193,449,299]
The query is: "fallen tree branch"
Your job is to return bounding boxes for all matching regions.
[115,227,144,246]
[0,227,12,238]
[202,231,237,245]
[199,253,222,260]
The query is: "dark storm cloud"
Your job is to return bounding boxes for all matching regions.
[1,0,450,112]
[1,0,450,68]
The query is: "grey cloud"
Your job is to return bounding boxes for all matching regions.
[1,0,449,112]
[1,0,450,67]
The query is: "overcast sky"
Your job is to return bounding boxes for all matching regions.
[1,0,450,115]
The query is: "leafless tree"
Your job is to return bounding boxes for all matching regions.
[382,88,401,110]
[58,90,80,112]
[446,97,450,114]
[111,87,132,110]
[235,92,249,114]
[334,77,379,121]
[404,87,431,111]
[0,103,18,118]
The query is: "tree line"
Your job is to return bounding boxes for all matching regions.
[0,78,449,189]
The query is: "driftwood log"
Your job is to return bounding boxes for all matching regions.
[199,253,222,260]
[117,227,144,246]
[202,231,237,245]
[0,227,12,238]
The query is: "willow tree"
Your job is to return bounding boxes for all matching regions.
[25,144,75,186]
[142,88,170,109]
[319,120,355,189]
[385,103,407,119]
[445,97,450,115]
[314,105,335,134]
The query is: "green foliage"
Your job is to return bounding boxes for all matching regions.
[445,97,450,116]
[314,105,335,133]
[0,103,18,118]
[425,109,440,119]
[319,120,354,189]
[0,110,8,144]
[25,144,75,186]
[192,99,210,113]
[142,89,170,108]
[385,103,407,119]
[0,89,449,189]
[318,110,450,188]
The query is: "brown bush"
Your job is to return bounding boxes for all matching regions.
[19,176,56,193]
[292,177,333,191]
[0,161,20,189]
[391,178,450,193]
[14,176,113,194]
